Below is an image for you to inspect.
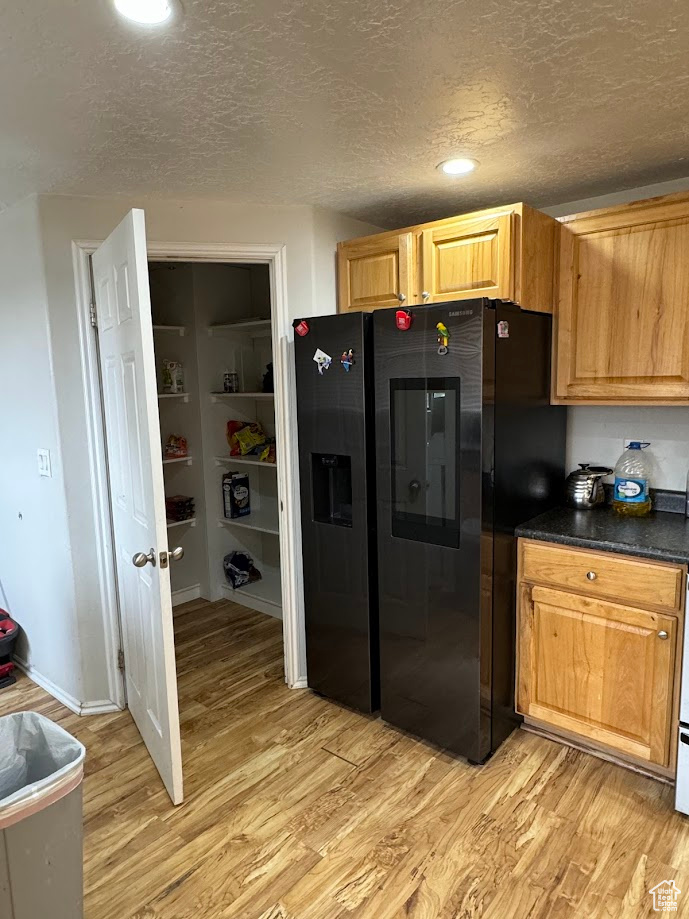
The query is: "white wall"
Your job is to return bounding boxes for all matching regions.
[311,206,383,313]
[543,178,689,492]
[0,196,85,706]
[33,194,380,706]
[566,407,689,492]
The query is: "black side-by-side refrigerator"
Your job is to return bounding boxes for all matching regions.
[294,301,566,758]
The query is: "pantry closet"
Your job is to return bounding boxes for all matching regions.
[148,261,282,621]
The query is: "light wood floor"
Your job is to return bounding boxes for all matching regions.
[3,598,689,918]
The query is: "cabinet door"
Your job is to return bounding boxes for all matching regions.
[338,233,413,311]
[517,585,676,766]
[556,199,689,402]
[420,212,514,303]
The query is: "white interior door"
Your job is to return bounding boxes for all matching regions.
[92,209,183,805]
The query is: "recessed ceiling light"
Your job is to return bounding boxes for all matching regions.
[113,0,175,24]
[438,158,478,176]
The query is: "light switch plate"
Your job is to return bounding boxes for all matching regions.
[37,448,52,478]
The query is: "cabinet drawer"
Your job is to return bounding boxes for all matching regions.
[520,540,683,612]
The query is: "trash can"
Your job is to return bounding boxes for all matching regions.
[0,711,86,919]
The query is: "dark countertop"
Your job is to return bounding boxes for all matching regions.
[516,506,689,565]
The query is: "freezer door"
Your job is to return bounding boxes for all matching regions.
[293,312,378,713]
[374,300,494,762]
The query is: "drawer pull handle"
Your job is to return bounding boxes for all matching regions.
[586,571,597,581]
[658,630,669,640]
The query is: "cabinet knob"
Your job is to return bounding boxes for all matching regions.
[421,291,430,300]
[658,630,669,640]
[586,571,597,581]
[397,293,406,302]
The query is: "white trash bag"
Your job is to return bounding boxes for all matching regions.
[0,711,85,828]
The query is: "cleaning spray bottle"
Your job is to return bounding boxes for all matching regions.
[612,442,652,517]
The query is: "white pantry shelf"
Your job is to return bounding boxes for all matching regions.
[210,392,274,403]
[158,392,190,403]
[153,324,186,336]
[207,319,271,337]
[163,456,193,466]
[213,455,277,471]
[166,518,197,529]
[217,508,279,536]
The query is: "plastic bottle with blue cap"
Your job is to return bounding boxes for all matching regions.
[612,441,652,517]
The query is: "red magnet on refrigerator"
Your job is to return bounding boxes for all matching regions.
[395,309,413,331]
[295,320,310,337]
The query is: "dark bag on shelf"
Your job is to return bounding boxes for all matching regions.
[223,551,262,590]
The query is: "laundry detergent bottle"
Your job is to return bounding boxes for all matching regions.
[612,441,652,517]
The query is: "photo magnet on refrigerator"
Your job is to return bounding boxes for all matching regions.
[436,322,450,355]
[340,349,354,371]
[313,348,332,374]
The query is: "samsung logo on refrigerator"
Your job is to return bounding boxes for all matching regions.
[449,309,473,317]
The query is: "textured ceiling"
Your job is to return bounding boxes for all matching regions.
[2,0,689,226]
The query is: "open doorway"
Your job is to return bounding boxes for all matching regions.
[79,210,305,804]
[149,261,283,618]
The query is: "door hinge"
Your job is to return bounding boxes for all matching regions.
[117,649,125,672]
[90,302,98,328]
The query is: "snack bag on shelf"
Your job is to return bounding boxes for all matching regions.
[164,434,188,459]
[258,443,276,464]
[223,551,262,589]
[226,420,267,456]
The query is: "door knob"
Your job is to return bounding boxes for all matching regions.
[132,549,156,568]
[169,546,185,562]
[658,630,669,640]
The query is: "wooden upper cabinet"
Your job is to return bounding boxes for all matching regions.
[419,211,514,303]
[517,584,677,767]
[555,191,689,403]
[337,232,414,312]
[337,203,556,314]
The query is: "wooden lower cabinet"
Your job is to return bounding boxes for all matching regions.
[516,539,685,775]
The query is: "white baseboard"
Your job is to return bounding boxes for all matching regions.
[81,699,122,715]
[14,656,82,715]
[172,583,202,607]
[231,592,283,620]
[14,656,121,716]
[289,678,308,689]
[218,582,283,620]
